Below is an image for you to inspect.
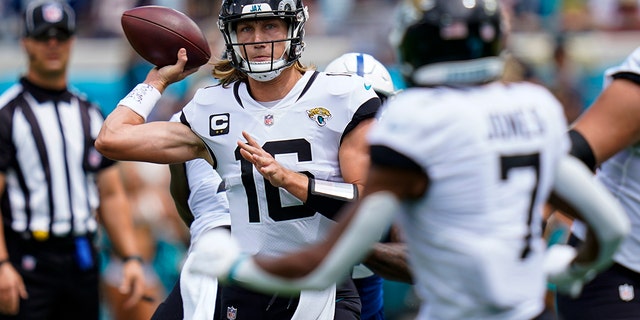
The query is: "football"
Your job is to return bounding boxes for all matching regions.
[121,6,211,69]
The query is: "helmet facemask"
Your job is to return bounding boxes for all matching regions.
[218,1,308,82]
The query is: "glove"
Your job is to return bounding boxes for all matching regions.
[187,228,242,282]
[543,244,597,298]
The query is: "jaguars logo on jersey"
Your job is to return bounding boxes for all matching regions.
[306,107,332,127]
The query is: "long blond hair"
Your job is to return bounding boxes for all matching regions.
[211,58,315,88]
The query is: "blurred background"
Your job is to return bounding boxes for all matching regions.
[3,0,639,123]
[2,0,640,319]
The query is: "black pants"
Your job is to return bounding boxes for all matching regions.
[218,284,300,320]
[217,278,360,320]
[533,307,557,320]
[0,230,99,320]
[335,277,361,320]
[151,277,222,320]
[556,263,640,320]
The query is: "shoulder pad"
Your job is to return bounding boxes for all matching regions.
[193,84,225,105]
[322,72,364,96]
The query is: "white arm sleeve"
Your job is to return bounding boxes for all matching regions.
[552,155,629,272]
[228,191,400,293]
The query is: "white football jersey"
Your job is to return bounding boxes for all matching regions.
[369,82,569,319]
[596,47,640,273]
[183,158,231,245]
[181,70,379,258]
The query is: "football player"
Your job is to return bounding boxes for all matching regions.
[554,47,640,319]
[95,0,380,319]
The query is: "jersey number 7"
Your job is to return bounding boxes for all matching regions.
[500,153,541,260]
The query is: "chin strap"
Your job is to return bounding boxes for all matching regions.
[247,68,283,82]
[240,48,289,82]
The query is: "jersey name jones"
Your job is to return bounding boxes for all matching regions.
[488,109,545,140]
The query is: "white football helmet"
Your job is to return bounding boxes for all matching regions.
[325,53,397,100]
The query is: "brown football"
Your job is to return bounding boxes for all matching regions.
[121,6,211,69]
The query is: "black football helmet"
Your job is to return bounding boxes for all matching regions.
[391,0,505,87]
[218,0,308,81]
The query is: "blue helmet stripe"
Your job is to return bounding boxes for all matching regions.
[356,53,364,77]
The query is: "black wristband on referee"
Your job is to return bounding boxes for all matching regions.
[305,178,358,220]
[122,255,144,263]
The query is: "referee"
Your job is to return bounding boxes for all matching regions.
[0,1,145,319]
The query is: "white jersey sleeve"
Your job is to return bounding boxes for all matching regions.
[183,159,231,242]
[604,46,640,86]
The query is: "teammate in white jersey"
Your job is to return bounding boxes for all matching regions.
[554,47,640,319]
[96,0,380,319]
[183,1,629,319]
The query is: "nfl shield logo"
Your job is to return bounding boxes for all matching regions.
[264,114,274,126]
[226,306,237,320]
[22,255,36,271]
[619,283,635,302]
[43,4,64,23]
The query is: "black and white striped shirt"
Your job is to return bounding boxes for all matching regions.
[0,78,115,239]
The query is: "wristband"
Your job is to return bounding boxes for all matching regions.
[118,83,161,121]
[305,178,358,220]
[122,255,144,263]
[0,259,9,267]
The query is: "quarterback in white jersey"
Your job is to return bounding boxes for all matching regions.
[181,68,376,318]
[185,1,628,320]
[556,47,640,318]
[96,0,379,319]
